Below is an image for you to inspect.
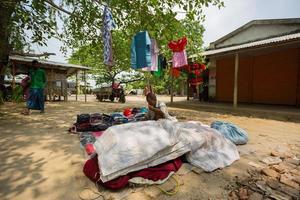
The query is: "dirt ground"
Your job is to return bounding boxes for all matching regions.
[0,95,299,200]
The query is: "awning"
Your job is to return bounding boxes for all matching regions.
[190,32,300,58]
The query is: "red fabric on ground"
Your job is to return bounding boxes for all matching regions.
[132,158,182,181]
[83,155,182,190]
[83,155,130,190]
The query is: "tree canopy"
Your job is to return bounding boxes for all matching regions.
[0,0,224,84]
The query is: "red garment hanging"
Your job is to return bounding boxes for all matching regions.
[170,68,181,77]
[168,37,187,52]
[200,64,206,71]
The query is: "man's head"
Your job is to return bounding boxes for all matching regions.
[32,60,39,69]
[146,93,157,107]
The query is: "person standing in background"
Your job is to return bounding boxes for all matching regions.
[22,60,46,115]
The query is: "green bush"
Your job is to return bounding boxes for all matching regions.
[11,85,23,103]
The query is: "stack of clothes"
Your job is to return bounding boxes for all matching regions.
[79,119,241,190]
[69,108,149,156]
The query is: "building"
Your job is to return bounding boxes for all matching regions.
[7,55,90,101]
[192,18,300,107]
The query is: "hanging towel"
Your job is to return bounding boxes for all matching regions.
[103,6,116,66]
[131,31,152,69]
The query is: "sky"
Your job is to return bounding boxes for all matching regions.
[32,0,300,63]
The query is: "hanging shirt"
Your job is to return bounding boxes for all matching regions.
[131,31,152,69]
[168,37,188,68]
[172,50,188,68]
[152,55,166,77]
[103,6,116,66]
[168,37,187,52]
[142,39,159,71]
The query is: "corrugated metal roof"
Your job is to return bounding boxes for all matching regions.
[9,55,90,70]
[190,32,300,57]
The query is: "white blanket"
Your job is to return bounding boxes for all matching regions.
[176,121,240,172]
[94,120,239,182]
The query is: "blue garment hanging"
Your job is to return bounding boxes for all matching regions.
[131,31,152,69]
[103,6,116,66]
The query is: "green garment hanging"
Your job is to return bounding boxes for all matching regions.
[153,55,164,77]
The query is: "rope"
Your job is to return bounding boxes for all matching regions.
[78,187,105,200]
[154,175,180,196]
[78,172,105,200]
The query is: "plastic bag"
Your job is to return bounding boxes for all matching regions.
[210,121,248,145]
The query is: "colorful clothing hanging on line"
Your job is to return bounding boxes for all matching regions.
[187,63,206,85]
[170,68,181,77]
[168,37,188,68]
[152,55,167,77]
[131,31,152,69]
[103,6,116,66]
[142,39,159,71]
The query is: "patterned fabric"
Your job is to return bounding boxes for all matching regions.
[103,6,116,66]
[172,50,188,68]
[131,31,152,69]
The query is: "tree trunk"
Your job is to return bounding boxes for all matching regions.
[0,1,19,83]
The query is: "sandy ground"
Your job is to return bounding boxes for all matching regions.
[0,95,299,200]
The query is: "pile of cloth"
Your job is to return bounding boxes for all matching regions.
[69,107,148,133]
[69,108,149,155]
[81,119,240,190]
[70,110,249,191]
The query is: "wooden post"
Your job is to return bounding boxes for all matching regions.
[75,70,78,101]
[187,78,190,101]
[170,74,174,103]
[64,71,68,101]
[233,53,239,108]
[12,63,16,89]
[196,84,200,100]
[50,68,54,101]
[84,70,87,102]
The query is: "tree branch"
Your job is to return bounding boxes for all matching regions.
[93,0,106,7]
[10,52,56,57]
[119,77,144,84]
[44,0,72,15]
[44,0,104,30]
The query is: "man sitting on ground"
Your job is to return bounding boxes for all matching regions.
[146,92,176,121]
